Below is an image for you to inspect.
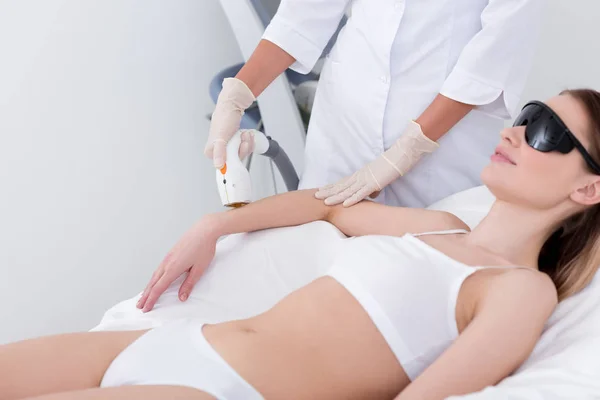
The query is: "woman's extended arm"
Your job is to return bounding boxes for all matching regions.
[204,189,467,239]
[138,189,467,311]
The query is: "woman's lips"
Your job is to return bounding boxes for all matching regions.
[491,147,516,165]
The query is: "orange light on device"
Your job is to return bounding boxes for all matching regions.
[220,164,227,175]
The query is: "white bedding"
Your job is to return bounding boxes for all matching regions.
[93,186,600,400]
[92,220,347,331]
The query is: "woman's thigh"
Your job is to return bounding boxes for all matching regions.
[0,329,147,400]
[25,385,215,400]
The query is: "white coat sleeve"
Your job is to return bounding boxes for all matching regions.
[262,0,351,74]
[440,0,545,119]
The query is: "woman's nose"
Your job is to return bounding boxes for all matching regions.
[500,126,524,147]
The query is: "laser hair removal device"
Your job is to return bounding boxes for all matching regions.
[216,130,299,208]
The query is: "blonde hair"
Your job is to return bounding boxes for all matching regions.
[538,89,600,301]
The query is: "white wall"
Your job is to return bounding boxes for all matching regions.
[0,0,242,344]
[0,0,599,344]
[519,0,600,106]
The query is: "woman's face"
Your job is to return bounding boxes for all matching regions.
[481,95,595,210]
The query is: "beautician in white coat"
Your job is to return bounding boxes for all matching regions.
[206,0,544,208]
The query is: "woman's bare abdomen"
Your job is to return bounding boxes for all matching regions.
[203,277,410,400]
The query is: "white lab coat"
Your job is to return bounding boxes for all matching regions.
[263,0,543,207]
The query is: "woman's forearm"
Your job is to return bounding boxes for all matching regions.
[206,189,331,238]
[203,188,465,241]
[236,40,296,97]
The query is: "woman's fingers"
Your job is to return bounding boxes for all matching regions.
[178,266,205,302]
[136,250,176,309]
[137,269,163,309]
[141,271,181,313]
[137,227,212,310]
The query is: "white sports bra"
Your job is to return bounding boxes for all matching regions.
[325,229,526,380]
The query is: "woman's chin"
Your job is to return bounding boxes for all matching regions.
[480,163,497,187]
[480,164,513,199]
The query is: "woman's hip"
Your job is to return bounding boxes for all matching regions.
[101,319,263,400]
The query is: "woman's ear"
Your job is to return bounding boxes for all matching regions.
[571,177,600,206]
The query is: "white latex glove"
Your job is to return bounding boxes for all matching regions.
[205,78,256,168]
[238,129,255,160]
[315,121,439,207]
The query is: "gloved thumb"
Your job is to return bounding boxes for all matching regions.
[179,266,204,302]
[212,139,227,169]
[203,140,214,158]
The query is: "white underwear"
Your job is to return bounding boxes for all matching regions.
[101,318,264,400]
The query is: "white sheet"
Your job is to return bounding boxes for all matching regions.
[93,186,600,400]
[92,220,347,331]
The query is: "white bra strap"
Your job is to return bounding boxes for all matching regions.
[474,265,536,272]
[411,229,470,238]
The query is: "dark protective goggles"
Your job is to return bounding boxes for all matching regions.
[513,101,600,175]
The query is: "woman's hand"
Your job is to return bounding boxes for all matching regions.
[136,216,220,312]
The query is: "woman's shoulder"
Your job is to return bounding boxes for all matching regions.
[481,268,558,315]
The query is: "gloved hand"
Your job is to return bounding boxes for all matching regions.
[315,121,439,207]
[205,78,256,168]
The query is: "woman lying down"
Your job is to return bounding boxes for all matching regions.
[3,89,600,400]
